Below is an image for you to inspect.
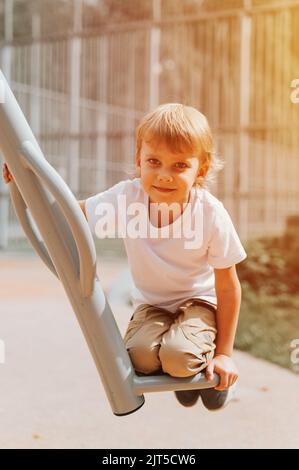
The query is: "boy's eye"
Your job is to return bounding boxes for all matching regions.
[174,162,188,169]
[146,159,188,169]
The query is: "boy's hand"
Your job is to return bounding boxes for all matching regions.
[205,354,238,391]
[2,163,13,184]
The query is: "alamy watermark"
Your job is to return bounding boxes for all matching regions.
[290,79,299,104]
[93,196,203,249]
[290,339,299,372]
[0,339,5,364]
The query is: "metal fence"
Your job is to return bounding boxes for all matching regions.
[1,1,299,248]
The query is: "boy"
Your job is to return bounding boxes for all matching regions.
[3,103,247,410]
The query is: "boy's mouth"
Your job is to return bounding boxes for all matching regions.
[152,186,176,193]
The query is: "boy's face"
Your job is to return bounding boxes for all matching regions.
[136,141,205,205]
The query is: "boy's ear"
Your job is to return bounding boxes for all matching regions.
[195,163,208,184]
[135,154,141,167]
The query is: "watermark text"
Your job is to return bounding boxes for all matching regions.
[93,196,203,249]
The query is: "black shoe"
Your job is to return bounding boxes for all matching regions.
[174,389,201,407]
[199,383,237,411]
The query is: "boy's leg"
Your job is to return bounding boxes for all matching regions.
[159,299,217,407]
[159,299,217,378]
[159,298,237,410]
[123,304,174,375]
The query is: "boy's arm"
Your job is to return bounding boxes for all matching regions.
[78,199,87,220]
[213,264,242,357]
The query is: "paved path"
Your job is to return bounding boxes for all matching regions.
[0,253,298,449]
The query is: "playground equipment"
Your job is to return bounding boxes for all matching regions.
[0,70,219,416]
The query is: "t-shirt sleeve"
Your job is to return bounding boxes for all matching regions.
[207,203,247,268]
[85,179,130,238]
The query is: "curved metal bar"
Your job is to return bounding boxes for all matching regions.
[20,140,96,298]
[9,181,58,278]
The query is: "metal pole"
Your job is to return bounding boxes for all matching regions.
[0,70,145,416]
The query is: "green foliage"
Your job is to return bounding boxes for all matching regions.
[237,231,299,296]
[236,230,299,374]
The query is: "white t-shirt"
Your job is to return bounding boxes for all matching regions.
[85,178,247,313]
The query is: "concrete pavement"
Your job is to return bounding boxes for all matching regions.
[0,253,298,449]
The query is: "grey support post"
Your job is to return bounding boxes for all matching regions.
[0,70,219,417]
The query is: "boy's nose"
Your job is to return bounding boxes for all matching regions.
[157,174,173,183]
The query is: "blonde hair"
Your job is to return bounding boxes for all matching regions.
[135,103,224,190]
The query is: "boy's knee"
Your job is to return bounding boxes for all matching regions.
[127,345,161,375]
[159,344,207,378]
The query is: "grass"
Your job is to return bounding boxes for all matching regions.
[236,285,299,374]
[235,227,299,375]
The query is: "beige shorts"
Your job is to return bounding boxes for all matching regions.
[123,298,217,378]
